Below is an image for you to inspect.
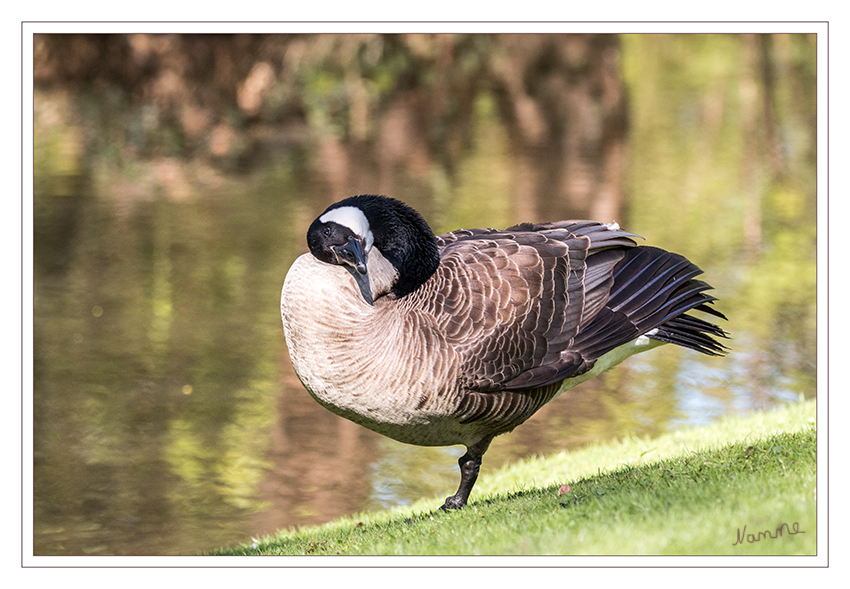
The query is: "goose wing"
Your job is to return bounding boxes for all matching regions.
[407,222,635,391]
[417,221,726,394]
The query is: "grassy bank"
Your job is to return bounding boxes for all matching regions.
[214,399,816,556]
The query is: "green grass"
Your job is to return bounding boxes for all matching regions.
[213,400,816,556]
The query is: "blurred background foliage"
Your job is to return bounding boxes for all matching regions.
[32,33,816,555]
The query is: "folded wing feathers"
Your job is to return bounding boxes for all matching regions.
[427,221,727,429]
[431,223,630,391]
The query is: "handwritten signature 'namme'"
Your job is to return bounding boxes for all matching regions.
[733,522,805,546]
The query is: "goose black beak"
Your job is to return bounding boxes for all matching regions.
[334,236,373,306]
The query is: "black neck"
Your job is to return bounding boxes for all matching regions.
[329,195,440,298]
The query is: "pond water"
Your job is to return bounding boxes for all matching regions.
[31,34,817,555]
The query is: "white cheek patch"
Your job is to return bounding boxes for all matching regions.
[320,206,375,253]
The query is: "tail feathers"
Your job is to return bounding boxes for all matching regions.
[572,245,729,361]
[649,311,729,356]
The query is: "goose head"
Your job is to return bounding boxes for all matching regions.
[306,195,441,305]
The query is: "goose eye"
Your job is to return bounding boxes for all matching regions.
[323,227,331,236]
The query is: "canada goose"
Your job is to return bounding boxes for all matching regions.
[281,195,727,510]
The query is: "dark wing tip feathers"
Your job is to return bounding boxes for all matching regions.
[650,312,729,356]
[577,245,729,359]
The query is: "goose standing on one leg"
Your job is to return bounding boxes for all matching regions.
[281,195,728,510]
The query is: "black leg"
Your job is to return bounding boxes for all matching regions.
[440,438,491,510]
[441,453,481,510]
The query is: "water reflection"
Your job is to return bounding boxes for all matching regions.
[32,33,816,555]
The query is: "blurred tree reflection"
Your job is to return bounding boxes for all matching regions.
[34,33,629,220]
